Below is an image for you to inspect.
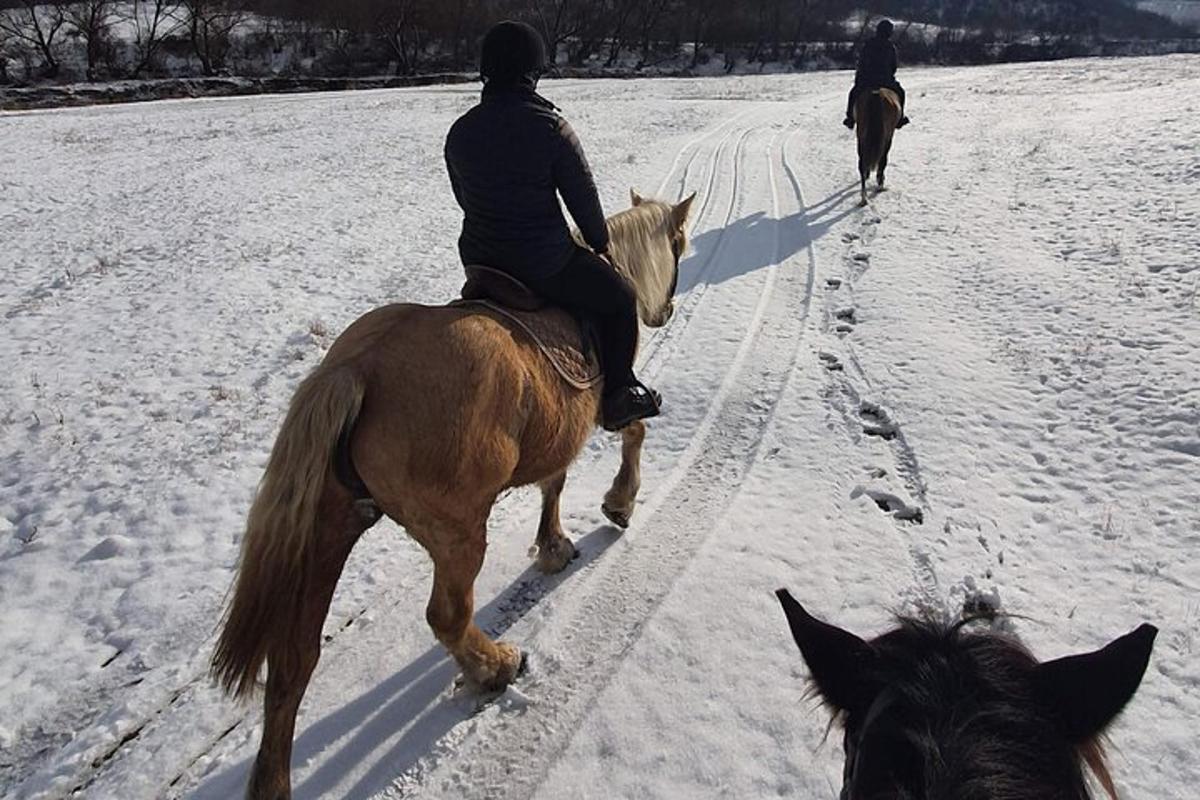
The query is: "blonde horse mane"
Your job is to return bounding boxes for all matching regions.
[574,198,687,328]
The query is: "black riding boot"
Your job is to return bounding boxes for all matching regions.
[602,383,661,432]
[524,246,662,431]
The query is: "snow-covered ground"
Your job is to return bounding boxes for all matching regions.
[1,54,1197,799]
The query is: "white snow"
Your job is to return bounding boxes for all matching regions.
[1,55,1198,800]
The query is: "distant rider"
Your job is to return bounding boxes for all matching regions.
[844,19,910,130]
[444,20,661,431]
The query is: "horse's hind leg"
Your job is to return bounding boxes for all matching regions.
[877,150,889,190]
[535,471,577,573]
[858,153,871,206]
[601,420,645,529]
[249,488,367,800]
[423,517,523,692]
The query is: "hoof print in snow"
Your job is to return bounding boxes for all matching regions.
[842,232,860,243]
[819,352,843,371]
[852,253,870,264]
[825,278,843,289]
[859,402,898,441]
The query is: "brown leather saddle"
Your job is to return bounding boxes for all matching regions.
[456,265,601,390]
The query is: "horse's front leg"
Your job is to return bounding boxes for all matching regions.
[601,420,645,529]
[534,471,577,573]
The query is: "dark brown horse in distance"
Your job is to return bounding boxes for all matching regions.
[854,88,901,206]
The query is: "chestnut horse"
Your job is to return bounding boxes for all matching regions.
[212,191,695,799]
[855,88,901,206]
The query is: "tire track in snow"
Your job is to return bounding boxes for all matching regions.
[382,126,814,800]
[636,107,771,376]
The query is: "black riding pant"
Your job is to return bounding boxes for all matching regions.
[524,245,639,394]
[847,81,906,118]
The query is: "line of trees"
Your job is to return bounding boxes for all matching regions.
[0,0,1189,85]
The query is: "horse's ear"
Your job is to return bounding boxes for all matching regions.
[776,589,875,712]
[671,192,696,229]
[630,188,644,207]
[1034,623,1157,742]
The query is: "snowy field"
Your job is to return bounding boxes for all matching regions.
[1,55,1198,799]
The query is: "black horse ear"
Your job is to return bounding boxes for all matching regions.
[776,589,875,712]
[1034,623,1157,742]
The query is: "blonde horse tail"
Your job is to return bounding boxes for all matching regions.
[211,363,366,698]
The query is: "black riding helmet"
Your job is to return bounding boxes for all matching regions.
[480,20,548,85]
[876,19,895,39]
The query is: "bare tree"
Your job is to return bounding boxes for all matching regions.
[121,0,185,78]
[633,0,674,68]
[65,0,116,80]
[601,0,640,68]
[181,0,246,75]
[0,1,68,78]
[529,0,582,68]
[0,22,10,83]
[374,0,431,76]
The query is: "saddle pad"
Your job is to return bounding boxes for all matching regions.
[454,299,602,390]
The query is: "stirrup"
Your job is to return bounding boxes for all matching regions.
[897,116,910,129]
[843,117,855,130]
[603,384,661,432]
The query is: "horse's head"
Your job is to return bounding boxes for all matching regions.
[608,189,696,328]
[776,589,1156,800]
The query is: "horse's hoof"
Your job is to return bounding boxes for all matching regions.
[535,536,577,574]
[471,642,523,693]
[601,503,631,530]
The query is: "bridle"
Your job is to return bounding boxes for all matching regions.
[667,230,684,300]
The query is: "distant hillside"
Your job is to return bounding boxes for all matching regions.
[865,0,1190,38]
[1137,0,1200,28]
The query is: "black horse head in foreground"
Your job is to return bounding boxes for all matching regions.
[777,589,1156,800]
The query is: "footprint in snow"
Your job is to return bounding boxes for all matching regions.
[851,484,924,524]
[819,352,844,371]
[859,401,898,441]
[835,306,857,334]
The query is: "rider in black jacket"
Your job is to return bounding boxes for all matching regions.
[844,20,910,130]
[445,21,660,431]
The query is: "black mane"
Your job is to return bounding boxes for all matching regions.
[841,617,1102,800]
